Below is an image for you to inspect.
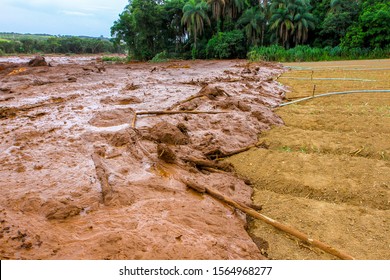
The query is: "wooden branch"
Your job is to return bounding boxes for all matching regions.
[205,144,263,160]
[91,153,114,205]
[136,110,228,116]
[185,182,355,260]
[131,111,137,128]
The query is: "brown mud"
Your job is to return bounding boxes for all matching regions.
[0,56,285,259]
[227,59,390,260]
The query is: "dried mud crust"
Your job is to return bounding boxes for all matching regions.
[0,57,286,259]
[227,59,390,260]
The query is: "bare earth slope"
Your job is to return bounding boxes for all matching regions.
[0,56,285,259]
[227,59,390,260]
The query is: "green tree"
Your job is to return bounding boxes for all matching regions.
[320,0,360,47]
[206,29,246,58]
[342,0,390,48]
[237,6,265,46]
[181,0,211,54]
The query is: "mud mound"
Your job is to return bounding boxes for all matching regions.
[198,85,228,100]
[145,122,190,145]
[27,56,48,67]
[88,108,134,127]
[100,96,142,105]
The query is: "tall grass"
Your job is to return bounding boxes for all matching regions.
[248,45,390,62]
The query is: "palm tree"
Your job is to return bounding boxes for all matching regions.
[181,0,211,50]
[270,0,294,48]
[237,6,265,46]
[258,0,270,45]
[224,0,245,20]
[293,9,315,44]
[207,0,226,20]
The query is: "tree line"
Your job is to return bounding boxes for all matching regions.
[0,33,124,55]
[110,0,390,61]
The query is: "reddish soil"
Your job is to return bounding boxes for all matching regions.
[0,56,285,259]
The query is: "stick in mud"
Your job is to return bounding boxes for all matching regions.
[136,110,229,116]
[184,181,355,260]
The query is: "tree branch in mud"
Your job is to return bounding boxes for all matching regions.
[131,111,137,128]
[136,110,229,116]
[184,181,355,260]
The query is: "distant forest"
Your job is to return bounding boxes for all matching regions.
[0,33,124,55]
[1,0,389,62]
[110,0,390,61]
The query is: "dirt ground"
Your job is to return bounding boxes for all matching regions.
[0,56,286,259]
[227,59,390,260]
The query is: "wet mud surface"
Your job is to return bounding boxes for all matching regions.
[0,56,285,259]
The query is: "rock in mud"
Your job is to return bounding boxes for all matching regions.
[27,56,48,67]
[44,203,81,220]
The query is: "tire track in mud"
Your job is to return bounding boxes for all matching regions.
[227,59,390,260]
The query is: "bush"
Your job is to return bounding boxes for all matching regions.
[206,30,246,59]
[150,51,169,63]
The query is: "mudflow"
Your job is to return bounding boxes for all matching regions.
[0,56,286,259]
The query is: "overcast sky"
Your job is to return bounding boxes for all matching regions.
[0,0,129,37]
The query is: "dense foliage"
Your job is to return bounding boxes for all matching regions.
[0,33,123,55]
[111,0,389,61]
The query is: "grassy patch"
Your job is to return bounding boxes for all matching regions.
[101,56,127,63]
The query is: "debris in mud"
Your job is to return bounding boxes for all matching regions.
[121,83,140,91]
[157,143,176,163]
[27,56,48,67]
[182,156,234,172]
